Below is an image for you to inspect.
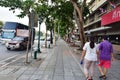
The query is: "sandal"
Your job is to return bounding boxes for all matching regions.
[99,75,107,79]
[87,79,93,80]
[86,77,93,80]
[103,76,107,79]
[86,77,89,80]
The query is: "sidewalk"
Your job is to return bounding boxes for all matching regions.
[0,39,85,80]
[0,39,119,80]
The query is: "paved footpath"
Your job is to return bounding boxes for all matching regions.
[0,39,86,80]
[0,39,120,80]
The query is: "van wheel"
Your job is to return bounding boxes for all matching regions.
[28,44,31,49]
[7,48,11,50]
[20,45,24,50]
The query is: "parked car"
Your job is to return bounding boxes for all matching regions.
[40,37,51,47]
[5,37,29,50]
[34,36,51,47]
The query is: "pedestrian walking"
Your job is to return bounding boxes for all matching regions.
[80,36,99,80]
[98,36,115,80]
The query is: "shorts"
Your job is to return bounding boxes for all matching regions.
[98,60,111,69]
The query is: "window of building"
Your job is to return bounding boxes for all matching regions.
[108,35,120,45]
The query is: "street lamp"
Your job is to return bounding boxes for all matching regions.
[37,16,43,53]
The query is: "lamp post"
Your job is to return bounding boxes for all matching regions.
[37,16,43,53]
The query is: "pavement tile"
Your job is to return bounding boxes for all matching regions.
[64,71,74,76]
[17,75,31,80]
[0,68,13,74]
[53,75,64,80]
[0,75,17,80]
[12,67,27,75]
[42,74,53,80]
[74,75,86,80]
[64,76,75,80]
[29,74,42,80]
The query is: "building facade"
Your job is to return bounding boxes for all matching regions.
[84,0,120,45]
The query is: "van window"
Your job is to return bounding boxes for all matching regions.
[2,31,15,39]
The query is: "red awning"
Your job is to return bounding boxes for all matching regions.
[101,7,120,26]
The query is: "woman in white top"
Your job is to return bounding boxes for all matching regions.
[80,36,98,80]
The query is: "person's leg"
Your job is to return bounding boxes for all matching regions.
[103,68,108,79]
[102,60,111,79]
[98,60,107,79]
[98,66,104,76]
[84,59,91,78]
[89,61,96,79]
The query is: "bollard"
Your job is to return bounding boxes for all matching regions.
[34,50,37,59]
[48,44,50,48]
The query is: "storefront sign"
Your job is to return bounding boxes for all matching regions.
[101,7,120,26]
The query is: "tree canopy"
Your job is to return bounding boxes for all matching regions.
[0,0,90,48]
[0,21,3,30]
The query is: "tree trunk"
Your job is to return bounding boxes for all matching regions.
[50,30,53,44]
[70,0,86,49]
[25,13,31,63]
[73,9,83,48]
[53,27,56,46]
[45,26,47,48]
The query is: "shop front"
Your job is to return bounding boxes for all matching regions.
[101,6,120,45]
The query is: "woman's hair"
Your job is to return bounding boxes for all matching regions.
[89,37,95,49]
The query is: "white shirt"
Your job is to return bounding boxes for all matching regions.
[83,42,98,61]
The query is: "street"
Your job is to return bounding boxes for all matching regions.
[0,43,26,67]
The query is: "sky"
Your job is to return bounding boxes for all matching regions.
[0,7,28,25]
[0,7,46,32]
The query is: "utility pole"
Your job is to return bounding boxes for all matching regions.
[37,16,43,53]
[58,23,60,39]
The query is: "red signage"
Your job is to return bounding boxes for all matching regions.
[101,7,120,26]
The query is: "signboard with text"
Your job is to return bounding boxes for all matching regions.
[101,7,120,26]
[16,29,29,37]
